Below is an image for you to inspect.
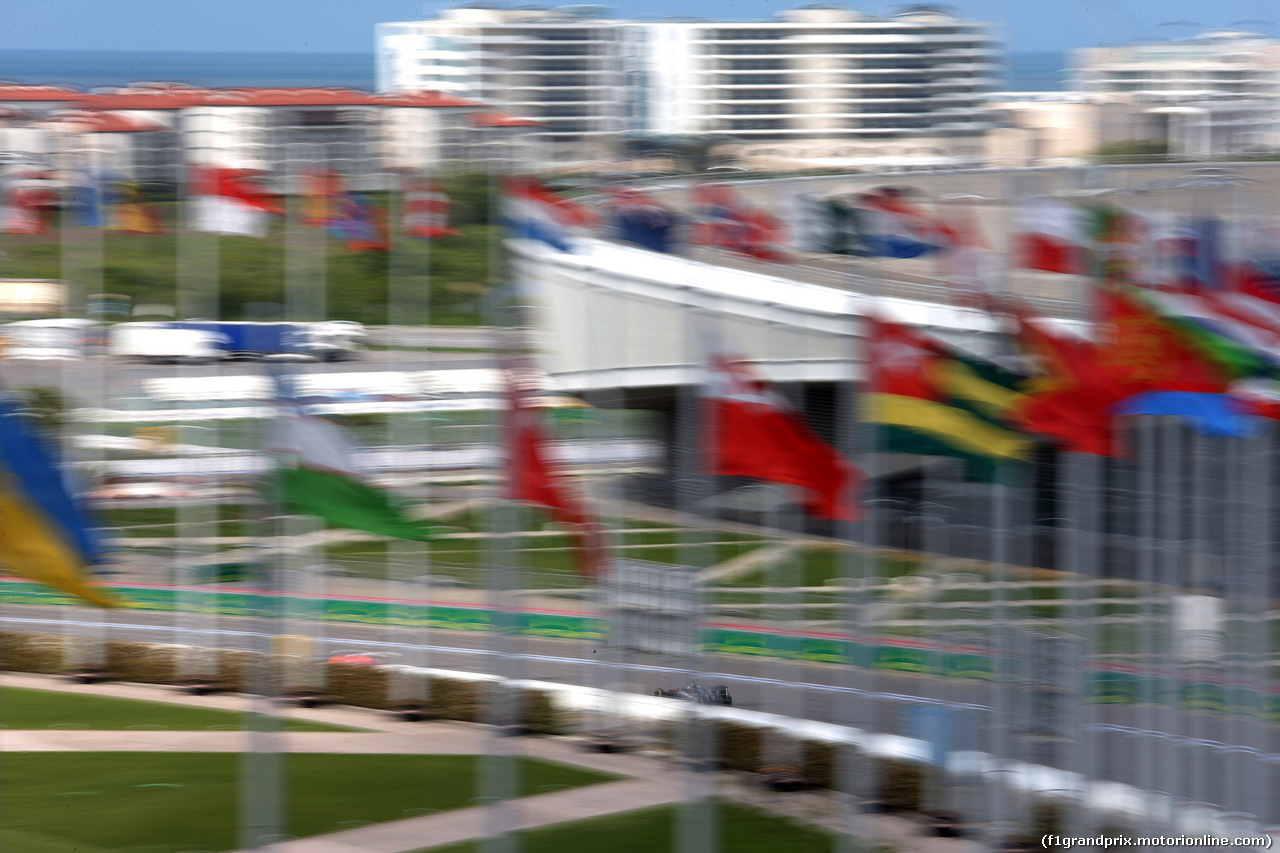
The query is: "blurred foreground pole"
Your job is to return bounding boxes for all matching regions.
[837,306,875,853]
[1134,417,1161,837]
[481,150,520,853]
[985,461,1014,848]
[386,167,433,713]
[59,135,109,677]
[675,301,716,853]
[173,157,222,687]
[238,488,285,850]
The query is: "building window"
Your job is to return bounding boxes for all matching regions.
[726,119,787,130]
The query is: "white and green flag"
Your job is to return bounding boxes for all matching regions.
[269,409,433,541]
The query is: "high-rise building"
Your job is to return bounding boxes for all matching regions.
[376,4,1000,168]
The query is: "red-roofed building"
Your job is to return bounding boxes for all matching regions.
[0,82,528,183]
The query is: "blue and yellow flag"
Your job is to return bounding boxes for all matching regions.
[0,399,115,607]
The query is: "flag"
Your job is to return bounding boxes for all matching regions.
[501,176,594,252]
[704,354,860,521]
[1007,303,1131,456]
[191,166,281,237]
[938,200,996,299]
[403,177,462,239]
[1091,205,1147,285]
[1103,286,1268,385]
[690,182,748,250]
[1013,196,1089,273]
[865,315,1034,479]
[791,193,866,256]
[735,208,789,262]
[69,172,104,227]
[333,193,389,252]
[1111,391,1258,438]
[301,170,345,229]
[607,186,677,253]
[3,176,57,236]
[1149,291,1280,371]
[1095,286,1234,393]
[110,182,166,234]
[0,398,114,606]
[505,366,603,578]
[268,387,434,540]
[1142,211,1198,290]
[858,187,948,259]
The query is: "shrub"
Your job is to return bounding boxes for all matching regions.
[1031,799,1066,840]
[801,739,840,790]
[429,676,484,722]
[0,632,69,674]
[877,757,926,813]
[326,662,389,710]
[105,641,176,684]
[716,721,763,772]
[217,649,259,693]
[521,689,562,735]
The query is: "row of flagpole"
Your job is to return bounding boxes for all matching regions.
[12,149,1280,849]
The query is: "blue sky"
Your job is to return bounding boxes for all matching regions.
[6,0,1279,53]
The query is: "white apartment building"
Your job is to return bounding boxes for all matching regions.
[1072,30,1280,101]
[378,6,627,166]
[0,83,531,184]
[1069,31,1280,156]
[377,4,1000,169]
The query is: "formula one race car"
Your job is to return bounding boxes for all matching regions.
[653,682,733,706]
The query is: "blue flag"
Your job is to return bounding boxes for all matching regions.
[1111,391,1257,438]
[0,398,113,605]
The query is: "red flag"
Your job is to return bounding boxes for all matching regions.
[191,166,281,236]
[3,181,57,235]
[301,170,344,228]
[403,177,462,238]
[1013,197,1088,274]
[1095,286,1229,393]
[704,354,860,521]
[1005,302,1125,457]
[505,367,603,578]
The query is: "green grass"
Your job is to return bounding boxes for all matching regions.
[414,801,832,853]
[0,752,615,853]
[0,687,361,732]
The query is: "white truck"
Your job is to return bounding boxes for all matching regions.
[109,323,227,363]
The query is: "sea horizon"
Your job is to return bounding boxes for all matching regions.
[0,47,1068,93]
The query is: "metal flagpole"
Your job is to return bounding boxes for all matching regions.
[1240,419,1271,835]
[986,459,1015,848]
[480,145,521,853]
[1135,416,1161,837]
[675,299,717,853]
[385,166,432,717]
[1158,418,1183,832]
[58,134,109,679]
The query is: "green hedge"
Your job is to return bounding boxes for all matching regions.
[0,632,69,674]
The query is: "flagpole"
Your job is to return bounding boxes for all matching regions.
[1134,416,1161,837]
[385,164,431,717]
[281,140,327,698]
[1240,419,1270,835]
[839,299,872,853]
[481,145,519,853]
[58,133,110,680]
[675,299,716,853]
[1159,417,1183,829]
